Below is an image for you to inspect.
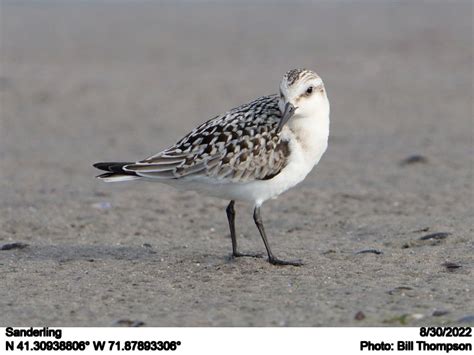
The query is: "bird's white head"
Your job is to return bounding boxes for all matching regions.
[277,68,330,131]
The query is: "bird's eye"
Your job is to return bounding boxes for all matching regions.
[305,86,314,95]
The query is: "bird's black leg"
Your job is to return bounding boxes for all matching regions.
[226,201,262,258]
[253,205,303,266]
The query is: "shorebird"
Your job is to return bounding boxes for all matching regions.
[94,68,330,266]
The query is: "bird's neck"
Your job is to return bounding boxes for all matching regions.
[290,106,329,141]
[286,109,330,164]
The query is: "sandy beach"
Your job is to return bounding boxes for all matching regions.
[1,1,472,326]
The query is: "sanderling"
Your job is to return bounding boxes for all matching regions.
[94,68,330,266]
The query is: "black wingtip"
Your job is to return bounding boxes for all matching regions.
[93,162,139,180]
[93,162,106,170]
[93,162,132,172]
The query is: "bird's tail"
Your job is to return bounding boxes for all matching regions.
[93,162,141,182]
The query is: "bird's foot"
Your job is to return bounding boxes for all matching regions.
[268,257,303,266]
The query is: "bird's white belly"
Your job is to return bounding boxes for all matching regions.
[164,133,328,206]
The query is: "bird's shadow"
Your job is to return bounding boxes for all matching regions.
[0,243,240,267]
[0,243,160,263]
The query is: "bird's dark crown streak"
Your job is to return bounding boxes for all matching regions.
[284,68,319,87]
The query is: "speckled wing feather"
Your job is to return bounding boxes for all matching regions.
[123,95,290,183]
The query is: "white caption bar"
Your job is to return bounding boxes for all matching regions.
[0,327,472,354]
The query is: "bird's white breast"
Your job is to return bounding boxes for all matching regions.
[248,111,329,205]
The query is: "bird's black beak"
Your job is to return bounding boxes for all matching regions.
[277,102,296,132]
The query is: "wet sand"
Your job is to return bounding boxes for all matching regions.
[1,1,472,326]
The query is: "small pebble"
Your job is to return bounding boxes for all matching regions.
[442,262,462,271]
[355,311,366,321]
[400,154,428,166]
[113,319,145,327]
[419,232,451,241]
[432,310,449,317]
[0,242,29,250]
[355,248,383,255]
[142,243,152,248]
